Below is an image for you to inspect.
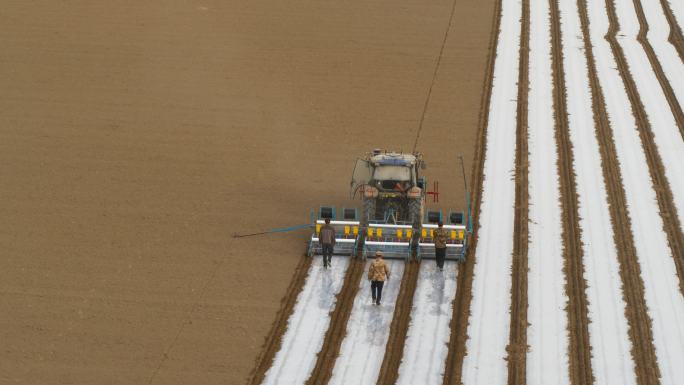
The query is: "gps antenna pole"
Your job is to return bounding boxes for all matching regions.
[459,155,472,233]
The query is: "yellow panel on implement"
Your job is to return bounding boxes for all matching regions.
[307,219,467,262]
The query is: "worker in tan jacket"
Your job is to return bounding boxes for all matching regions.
[368,251,390,305]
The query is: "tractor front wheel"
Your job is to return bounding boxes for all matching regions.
[362,197,376,226]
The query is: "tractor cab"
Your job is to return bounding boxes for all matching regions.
[351,150,424,197]
[370,154,415,192]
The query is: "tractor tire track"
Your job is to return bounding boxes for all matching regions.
[549,1,595,383]
[305,258,365,385]
[376,260,420,385]
[248,255,313,385]
[625,0,684,293]
[506,0,530,381]
[577,0,661,383]
[442,0,502,383]
[658,0,684,62]
[632,0,684,140]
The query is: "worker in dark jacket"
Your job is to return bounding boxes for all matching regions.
[434,221,449,271]
[319,218,336,268]
[368,251,391,305]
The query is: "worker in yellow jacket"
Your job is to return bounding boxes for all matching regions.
[368,251,391,306]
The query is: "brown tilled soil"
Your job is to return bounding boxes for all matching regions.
[506,0,530,382]
[0,1,497,384]
[577,0,661,383]
[375,260,420,385]
[549,1,594,383]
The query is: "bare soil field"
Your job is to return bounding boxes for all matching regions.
[0,1,495,384]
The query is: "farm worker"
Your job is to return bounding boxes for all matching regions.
[434,221,449,271]
[368,251,391,306]
[319,218,336,268]
[394,181,409,192]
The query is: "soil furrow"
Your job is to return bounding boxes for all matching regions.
[442,0,503,383]
[375,260,420,385]
[633,0,684,141]
[658,0,684,62]
[248,255,314,385]
[506,0,530,382]
[577,0,661,383]
[549,1,595,383]
[305,258,365,385]
[627,0,684,292]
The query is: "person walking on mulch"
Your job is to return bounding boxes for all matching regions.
[434,221,449,271]
[368,251,390,305]
[318,218,336,268]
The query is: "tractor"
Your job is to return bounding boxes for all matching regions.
[351,149,427,227]
[307,149,469,261]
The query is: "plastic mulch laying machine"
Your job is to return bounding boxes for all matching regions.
[307,149,471,262]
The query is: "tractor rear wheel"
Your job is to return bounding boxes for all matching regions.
[409,197,423,226]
